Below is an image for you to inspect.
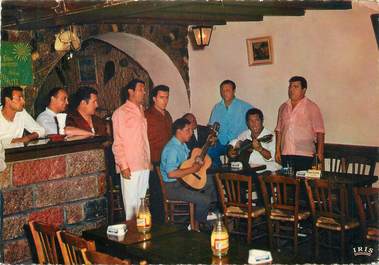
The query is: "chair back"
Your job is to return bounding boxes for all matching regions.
[324,157,346,173]
[155,166,169,218]
[85,250,131,265]
[346,156,376,176]
[57,230,96,265]
[215,173,253,216]
[28,221,61,264]
[259,174,300,215]
[353,186,379,240]
[305,179,349,222]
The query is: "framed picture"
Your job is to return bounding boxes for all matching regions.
[78,56,97,83]
[246,36,273,66]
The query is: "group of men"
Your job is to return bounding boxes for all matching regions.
[0,74,324,231]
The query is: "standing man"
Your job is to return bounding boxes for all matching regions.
[66,86,108,136]
[145,85,172,224]
[160,118,215,230]
[208,80,252,167]
[0,86,45,144]
[182,113,210,152]
[275,76,325,171]
[37,87,94,136]
[112,79,151,220]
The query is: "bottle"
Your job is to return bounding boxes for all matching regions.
[136,197,152,233]
[211,214,229,257]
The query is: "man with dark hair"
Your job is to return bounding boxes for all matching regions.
[182,113,211,151]
[275,76,325,171]
[0,86,45,144]
[208,79,252,167]
[37,87,93,136]
[160,118,216,230]
[112,79,151,220]
[229,108,281,173]
[66,86,107,136]
[145,84,172,224]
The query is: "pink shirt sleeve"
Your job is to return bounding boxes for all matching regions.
[275,104,285,132]
[310,103,325,133]
[112,109,129,171]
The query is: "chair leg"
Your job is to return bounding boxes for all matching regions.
[169,204,174,224]
[267,219,274,249]
[247,217,252,243]
[315,227,319,258]
[189,203,196,230]
[340,230,345,261]
[293,221,298,255]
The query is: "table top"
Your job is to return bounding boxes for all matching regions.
[319,171,377,186]
[208,163,267,175]
[83,222,251,264]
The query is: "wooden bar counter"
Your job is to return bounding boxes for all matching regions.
[1,136,109,264]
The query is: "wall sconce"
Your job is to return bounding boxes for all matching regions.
[192,26,213,47]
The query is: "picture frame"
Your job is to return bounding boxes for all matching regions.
[246,36,273,66]
[78,56,98,83]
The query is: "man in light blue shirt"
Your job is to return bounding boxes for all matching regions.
[208,80,252,167]
[160,118,215,228]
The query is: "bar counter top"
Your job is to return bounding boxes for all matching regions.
[4,135,110,162]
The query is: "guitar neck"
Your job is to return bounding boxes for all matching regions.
[199,141,211,159]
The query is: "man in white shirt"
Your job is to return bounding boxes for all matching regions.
[0,86,45,145]
[229,108,281,173]
[37,87,93,136]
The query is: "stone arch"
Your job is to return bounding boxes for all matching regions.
[91,32,189,119]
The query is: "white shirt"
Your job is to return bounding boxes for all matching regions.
[0,107,46,145]
[229,127,281,173]
[37,107,59,135]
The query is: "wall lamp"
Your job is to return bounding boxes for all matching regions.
[192,26,213,47]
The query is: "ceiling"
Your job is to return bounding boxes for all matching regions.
[1,0,352,30]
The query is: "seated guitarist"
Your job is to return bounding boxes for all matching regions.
[160,118,217,230]
[228,108,281,172]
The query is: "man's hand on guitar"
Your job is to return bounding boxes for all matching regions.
[121,168,131,179]
[191,162,202,173]
[252,139,263,152]
[207,134,217,146]
[194,156,204,165]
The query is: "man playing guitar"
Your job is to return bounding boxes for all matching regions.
[160,118,217,230]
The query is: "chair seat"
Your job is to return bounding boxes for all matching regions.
[366,227,379,240]
[315,216,359,231]
[270,208,310,221]
[225,205,265,218]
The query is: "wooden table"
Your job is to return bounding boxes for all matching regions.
[320,171,378,187]
[83,222,252,264]
[208,163,267,175]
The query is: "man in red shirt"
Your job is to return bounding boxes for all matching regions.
[145,85,173,224]
[275,76,325,171]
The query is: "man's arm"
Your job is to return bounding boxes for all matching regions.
[11,132,39,143]
[168,162,202,179]
[64,126,94,137]
[316,132,325,168]
[275,131,282,164]
[22,110,46,138]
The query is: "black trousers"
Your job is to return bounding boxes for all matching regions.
[149,162,165,224]
[281,155,313,172]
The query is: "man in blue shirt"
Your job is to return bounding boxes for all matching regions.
[160,118,215,229]
[208,80,253,167]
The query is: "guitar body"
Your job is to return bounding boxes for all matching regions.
[180,148,212,190]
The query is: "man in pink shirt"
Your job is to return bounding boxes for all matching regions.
[275,76,325,171]
[112,79,151,220]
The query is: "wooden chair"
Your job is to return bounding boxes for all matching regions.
[28,221,61,264]
[259,174,310,254]
[345,156,376,176]
[57,230,96,265]
[305,179,359,259]
[104,146,125,224]
[324,156,346,173]
[214,172,266,243]
[353,186,379,242]
[155,166,196,230]
[85,250,131,265]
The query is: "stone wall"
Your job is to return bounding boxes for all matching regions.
[0,149,107,264]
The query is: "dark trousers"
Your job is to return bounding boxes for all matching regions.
[149,162,165,224]
[281,155,313,172]
[164,178,216,223]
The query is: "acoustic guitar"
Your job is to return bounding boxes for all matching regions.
[228,133,273,158]
[180,122,220,190]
